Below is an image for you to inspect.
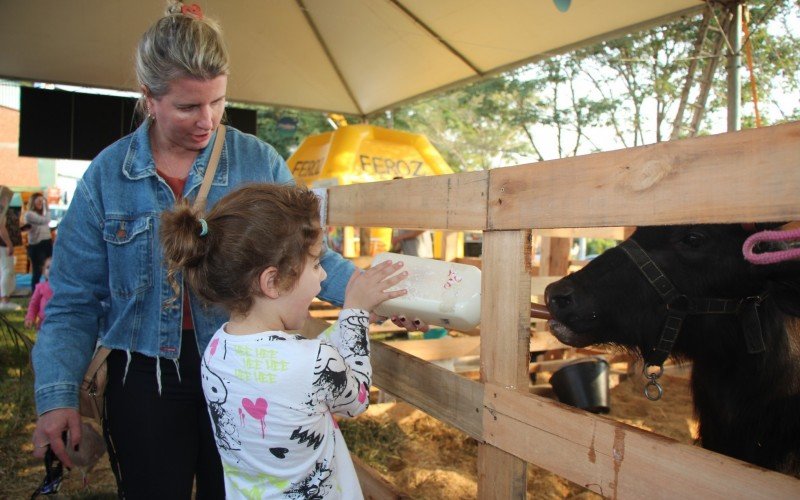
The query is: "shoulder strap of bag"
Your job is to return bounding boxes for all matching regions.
[84,346,112,381]
[193,124,226,214]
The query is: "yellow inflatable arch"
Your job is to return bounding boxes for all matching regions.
[288,125,460,259]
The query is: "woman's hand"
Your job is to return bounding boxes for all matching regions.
[24,318,33,329]
[343,260,407,312]
[370,313,430,332]
[31,408,82,469]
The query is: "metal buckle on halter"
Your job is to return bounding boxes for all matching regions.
[643,363,664,401]
[666,294,691,314]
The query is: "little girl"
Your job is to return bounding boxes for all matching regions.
[160,183,406,499]
[25,257,53,330]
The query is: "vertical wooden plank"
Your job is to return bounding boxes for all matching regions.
[440,230,460,261]
[544,236,572,276]
[552,237,573,276]
[478,230,532,499]
[538,235,551,275]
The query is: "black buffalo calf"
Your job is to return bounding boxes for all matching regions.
[545,224,800,477]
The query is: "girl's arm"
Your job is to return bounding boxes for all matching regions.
[313,308,371,417]
[25,285,43,323]
[312,261,406,416]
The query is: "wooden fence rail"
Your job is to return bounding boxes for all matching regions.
[325,121,800,498]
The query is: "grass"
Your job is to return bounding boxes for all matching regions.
[0,297,117,499]
[0,303,34,439]
[0,298,42,498]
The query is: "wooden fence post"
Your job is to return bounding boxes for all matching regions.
[478,229,532,499]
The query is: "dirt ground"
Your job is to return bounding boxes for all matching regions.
[5,370,694,499]
[340,371,696,499]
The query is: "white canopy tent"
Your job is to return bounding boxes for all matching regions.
[0,0,703,116]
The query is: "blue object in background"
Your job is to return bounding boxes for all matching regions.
[10,193,23,208]
[553,0,571,13]
[423,327,448,340]
[15,274,33,296]
[16,274,31,288]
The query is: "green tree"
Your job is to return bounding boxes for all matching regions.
[370,78,532,172]
[372,1,799,167]
[252,107,335,159]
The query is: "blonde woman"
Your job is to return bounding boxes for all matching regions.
[23,193,52,291]
[30,2,365,497]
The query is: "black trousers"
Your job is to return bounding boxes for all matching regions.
[103,330,224,499]
[27,239,52,292]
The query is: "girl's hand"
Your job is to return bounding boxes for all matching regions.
[343,260,407,312]
[24,318,33,329]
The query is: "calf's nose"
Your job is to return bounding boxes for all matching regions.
[545,281,576,314]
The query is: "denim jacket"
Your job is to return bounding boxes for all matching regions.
[32,121,355,415]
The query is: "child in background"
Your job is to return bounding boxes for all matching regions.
[160,184,407,499]
[25,257,53,329]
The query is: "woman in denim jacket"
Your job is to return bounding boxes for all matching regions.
[28,3,374,497]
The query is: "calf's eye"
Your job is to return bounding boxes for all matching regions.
[681,231,706,248]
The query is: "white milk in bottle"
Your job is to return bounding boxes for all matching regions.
[371,252,481,331]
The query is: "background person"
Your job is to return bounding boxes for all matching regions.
[25,257,53,330]
[29,3,363,497]
[0,185,19,311]
[392,229,434,258]
[23,193,52,291]
[388,177,433,259]
[161,183,407,498]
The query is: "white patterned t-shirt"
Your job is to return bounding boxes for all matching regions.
[201,309,370,499]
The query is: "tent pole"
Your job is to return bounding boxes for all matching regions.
[726,1,743,132]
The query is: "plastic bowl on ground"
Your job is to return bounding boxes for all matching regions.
[549,358,610,414]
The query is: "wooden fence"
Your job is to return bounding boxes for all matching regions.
[325,121,800,498]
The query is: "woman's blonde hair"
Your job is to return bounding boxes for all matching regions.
[160,184,323,315]
[135,1,229,116]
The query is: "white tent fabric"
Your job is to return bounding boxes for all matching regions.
[0,0,702,116]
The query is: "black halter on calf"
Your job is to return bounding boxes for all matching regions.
[544,224,800,476]
[616,238,769,400]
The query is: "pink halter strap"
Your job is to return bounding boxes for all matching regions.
[743,227,800,265]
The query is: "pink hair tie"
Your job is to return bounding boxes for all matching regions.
[181,3,204,19]
[743,227,800,265]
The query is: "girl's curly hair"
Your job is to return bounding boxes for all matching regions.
[160,183,322,315]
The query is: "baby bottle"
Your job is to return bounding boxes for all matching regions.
[371,252,481,331]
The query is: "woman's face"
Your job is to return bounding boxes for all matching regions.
[146,74,227,153]
[33,196,44,210]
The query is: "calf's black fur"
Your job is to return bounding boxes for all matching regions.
[546,224,800,476]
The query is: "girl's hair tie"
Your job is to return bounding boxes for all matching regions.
[198,218,209,237]
[180,3,204,19]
